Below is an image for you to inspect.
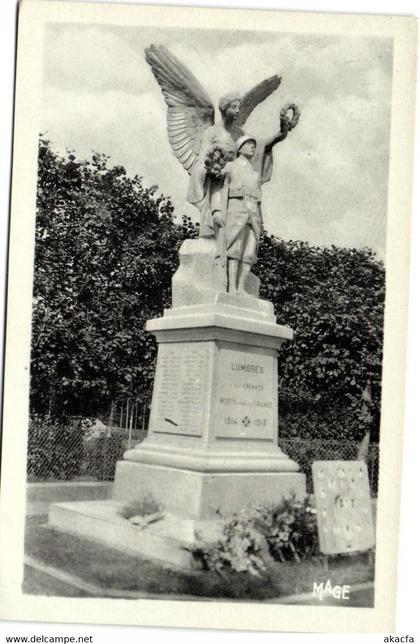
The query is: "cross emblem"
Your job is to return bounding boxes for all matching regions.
[242,416,251,427]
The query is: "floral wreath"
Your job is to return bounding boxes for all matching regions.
[204,145,234,179]
[280,103,301,131]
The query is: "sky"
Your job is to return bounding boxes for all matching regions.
[41,23,393,259]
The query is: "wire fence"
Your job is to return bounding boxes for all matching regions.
[26,416,379,494]
[27,416,148,482]
[279,438,379,495]
[80,427,148,481]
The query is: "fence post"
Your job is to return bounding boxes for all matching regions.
[128,400,134,449]
[101,402,114,481]
[125,399,129,437]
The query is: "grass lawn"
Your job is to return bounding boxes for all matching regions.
[24,516,374,602]
[22,564,92,597]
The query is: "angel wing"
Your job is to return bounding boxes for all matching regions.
[238,75,282,126]
[145,45,215,174]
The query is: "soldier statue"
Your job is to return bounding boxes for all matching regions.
[145,44,300,293]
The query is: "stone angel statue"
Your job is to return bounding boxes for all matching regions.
[145,44,299,293]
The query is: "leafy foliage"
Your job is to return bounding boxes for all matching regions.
[191,510,268,577]
[190,496,319,576]
[256,233,385,441]
[253,496,319,562]
[32,138,197,419]
[31,139,385,442]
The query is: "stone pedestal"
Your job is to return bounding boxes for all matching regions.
[113,291,305,519]
[49,239,305,566]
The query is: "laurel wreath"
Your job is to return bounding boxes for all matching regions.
[280,103,301,130]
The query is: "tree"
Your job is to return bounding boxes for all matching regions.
[31,139,385,442]
[256,232,385,441]
[31,138,197,419]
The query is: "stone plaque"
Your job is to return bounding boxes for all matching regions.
[215,346,275,440]
[312,461,375,555]
[152,343,208,436]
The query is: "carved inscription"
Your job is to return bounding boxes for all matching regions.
[153,344,208,436]
[215,348,275,440]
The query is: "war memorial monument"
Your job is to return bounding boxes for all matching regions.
[49,44,305,567]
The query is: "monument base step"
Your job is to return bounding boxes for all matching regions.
[48,500,224,570]
[112,460,306,520]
